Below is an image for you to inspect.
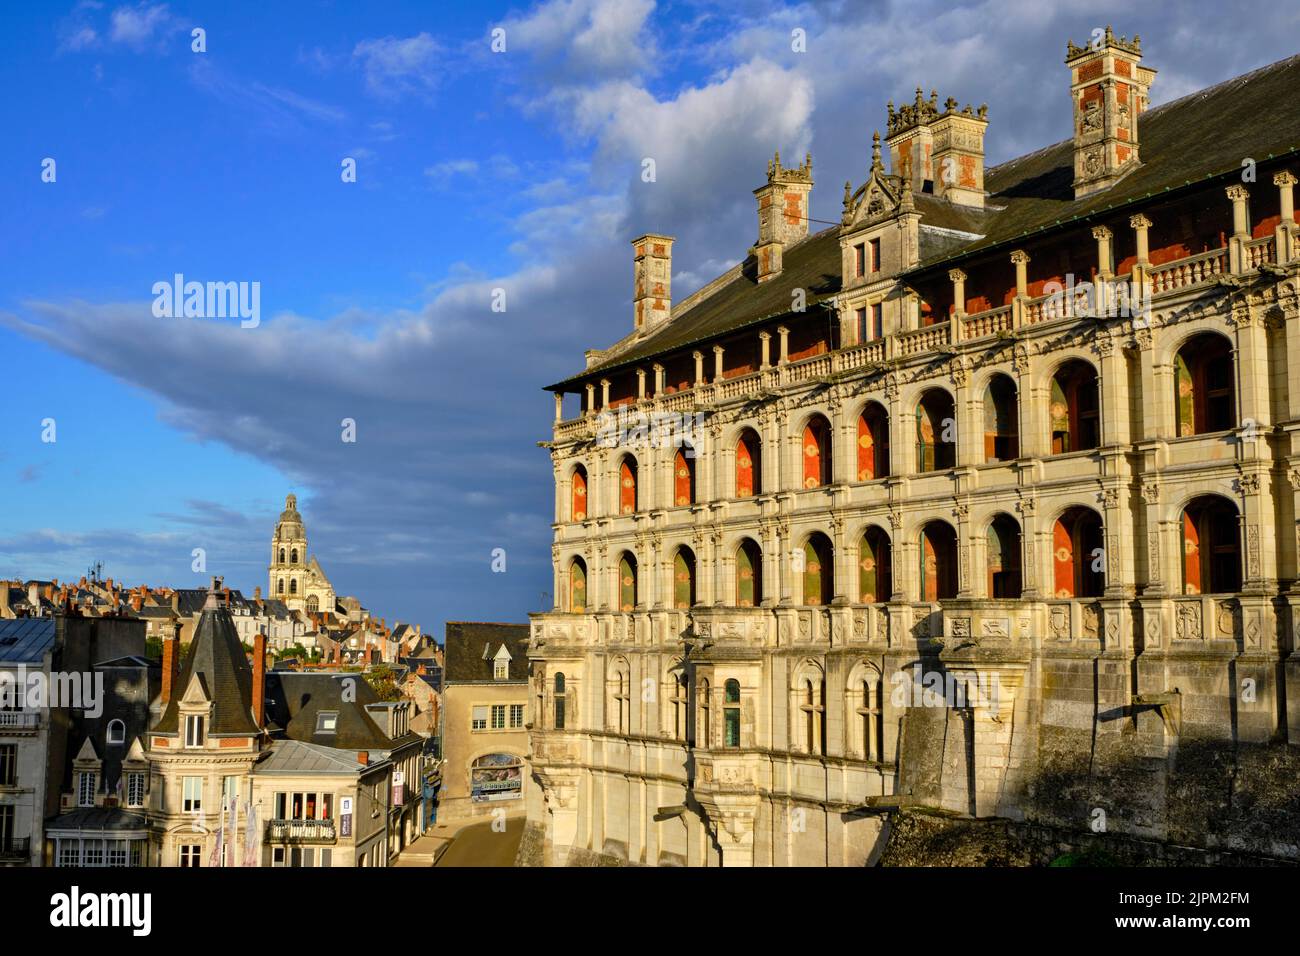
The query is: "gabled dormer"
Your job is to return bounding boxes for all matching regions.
[493,643,513,681]
[840,131,919,289]
[178,670,213,750]
[72,737,102,808]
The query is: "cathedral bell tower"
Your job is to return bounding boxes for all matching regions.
[270,493,309,610]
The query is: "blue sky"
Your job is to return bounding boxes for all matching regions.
[1,0,1297,634]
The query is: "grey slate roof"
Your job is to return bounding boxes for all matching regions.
[550,52,1300,390]
[443,622,530,684]
[263,671,394,750]
[152,602,260,736]
[45,807,149,833]
[0,618,56,664]
[256,738,368,775]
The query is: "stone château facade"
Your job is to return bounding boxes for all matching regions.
[523,35,1300,866]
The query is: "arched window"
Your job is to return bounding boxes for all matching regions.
[798,675,826,755]
[1052,506,1105,598]
[857,402,890,480]
[277,578,284,595]
[290,548,298,564]
[554,672,566,730]
[859,527,892,603]
[619,457,638,514]
[698,678,711,748]
[673,448,696,506]
[853,669,883,761]
[802,415,833,488]
[802,533,834,606]
[106,719,125,746]
[567,557,587,612]
[1049,360,1100,453]
[608,660,630,734]
[919,521,958,601]
[278,548,285,564]
[987,514,1022,598]
[668,666,688,740]
[723,679,741,748]
[289,578,298,595]
[1182,496,1242,594]
[735,539,763,607]
[672,547,696,609]
[1175,334,1236,435]
[983,374,1019,462]
[571,465,588,521]
[618,553,638,612]
[306,595,319,613]
[736,429,761,497]
[916,389,956,471]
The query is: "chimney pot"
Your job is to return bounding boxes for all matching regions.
[632,234,675,331]
[252,632,267,728]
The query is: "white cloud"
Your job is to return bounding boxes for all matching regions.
[108,2,171,49]
[353,32,443,99]
[504,0,657,82]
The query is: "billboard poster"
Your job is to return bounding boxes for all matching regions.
[340,796,353,837]
[470,753,523,803]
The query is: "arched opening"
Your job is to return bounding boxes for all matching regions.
[617,552,638,611]
[619,456,638,515]
[723,679,741,748]
[1182,495,1242,594]
[306,595,320,613]
[851,666,883,761]
[919,521,958,601]
[916,389,956,472]
[553,672,566,730]
[278,548,285,564]
[608,660,630,733]
[672,547,696,609]
[857,402,891,480]
[859,526,892,603]
[277,578,284,595]
[571,464,588,521]
[289,578,298,595]
[983,374,1019,462]
[567,557,588,612]
[1052,506,1105,597]
[802,415,833,488]
[735,428,762,497]
[987,514,1022,598]
[1049,359,1100,453]
[735,539,763,607]
[802,532,834,606]
[673,448,696,506]
[106,719,125,746]
[290,548,298,564]
[798,674,826,755]
[668,665,688,740]
[470,753,524,803]
[1175,333,1236,435]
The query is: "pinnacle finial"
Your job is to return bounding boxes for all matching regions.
[871,130,882,171]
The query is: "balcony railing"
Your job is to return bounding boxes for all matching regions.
[0,712,40,733]
[896,322,950,356]
[1246,235,1277,269]
[962,304,1012,338]
[265,819,337,843]
[0,837,30,859]
[1149,247,1227,294]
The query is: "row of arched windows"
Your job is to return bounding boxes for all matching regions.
[567,335,1237,521]
[276,578,298,595]
[276,547,299,564]
[562,494,1243,610]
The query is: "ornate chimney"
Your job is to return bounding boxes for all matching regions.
[632,234,674,331]
[753,150,813,282]
[1066,27,1155,198]
[930,99,988,208]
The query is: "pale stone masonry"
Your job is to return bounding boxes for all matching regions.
[523,37,1300,866]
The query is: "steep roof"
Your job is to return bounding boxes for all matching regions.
[263,671,394,750]
[151,599,260,736]
[550,52,1300,389]
[0,618,56,664]
[443,622,529,684]
[255,738,370,775]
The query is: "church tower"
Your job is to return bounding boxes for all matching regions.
[270,493,309,610]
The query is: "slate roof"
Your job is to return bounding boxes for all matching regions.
[45,807,149,833]
[256,738,369,775]
[0,618,56,664]
[152,600,260,736]
[263,671,394,750]
[550,52,1300,389]
[443,622,530,684]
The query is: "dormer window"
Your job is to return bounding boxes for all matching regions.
[493,644,512,681]
[106,719,125,746]
[184,714,205,749]
[78,771,97,807]
[316,712,338,734]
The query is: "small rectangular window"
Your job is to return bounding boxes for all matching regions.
[182,776,203,813]
[869,238,881,273]
[127,772,146,808]
[854,243,865,277]
[494,659,508,680]
[471,706,488,731]
[491,705,506,730]
[509,704,524,728]
[185,714,205,748]
[0,745,17,787]
[78,771,96,807]
[316,712,338,734]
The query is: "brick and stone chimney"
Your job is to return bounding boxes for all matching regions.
[1066,26,1155,198]
[254,586,261,601]
[753,150,813,282]
[252,632,267,728]
[887,88,940,193]
[161,635,179,707]
[931,99,988,208]
[632,234,674,331]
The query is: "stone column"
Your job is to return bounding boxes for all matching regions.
[713,345,725,382]
[600,378,610,409]
[777,325,790,365]
[585,382,595,414]
[1010,249,1030,329]
[637,368,647,401]
[653,363,665,395]
[948,268,967,318]
[759,331,772,369]
[692,352,704,387]
[554,392,564,422]
[1226,185,1251,273]
[1276,171,1297,263]
[1092,225,1114,280]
